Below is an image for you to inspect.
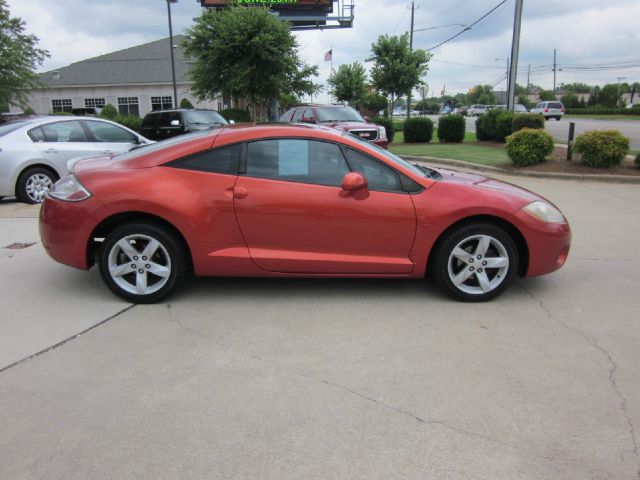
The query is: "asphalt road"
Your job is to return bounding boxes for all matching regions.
[1,173,639,480]
[428,114,640,150]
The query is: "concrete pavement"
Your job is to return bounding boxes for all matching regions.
[0,176,639,479]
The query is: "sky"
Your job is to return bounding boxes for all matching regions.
[7,0,640,102]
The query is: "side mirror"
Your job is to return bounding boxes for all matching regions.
[341,172,367,192]
[170,119,180,126]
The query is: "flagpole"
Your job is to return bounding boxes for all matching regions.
[330,44,333,104]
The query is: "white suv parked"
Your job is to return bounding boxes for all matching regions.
[531,101,565,120]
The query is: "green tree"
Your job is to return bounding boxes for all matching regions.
[538,90,556,101]
[0,0,49,111]
[367,33,431,113]
[179,98,194,109]
[468,85,495,104]
[561,82,591,93]
[328,62,367,107]
[517,94,532,110]
[279,92,300,111]
[361,93,388,113]
[183,7,320,112]
[598,83,623,107]
[561,92,581,108]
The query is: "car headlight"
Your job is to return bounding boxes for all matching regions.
[48,175,92,202]
[522,200,565,223]
[378,126,387,141]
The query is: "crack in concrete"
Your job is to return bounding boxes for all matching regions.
[0,304,135,375]
[517,282,639,459]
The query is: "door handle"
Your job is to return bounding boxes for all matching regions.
[101,150,114,154]
[233,186,248,199]
[44,148,58,154]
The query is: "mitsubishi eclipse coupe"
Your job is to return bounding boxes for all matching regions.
[39,124,571,303]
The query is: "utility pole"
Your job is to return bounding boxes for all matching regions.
[506,0,523,111]
[406,0,415,119]
[166,0,179,108]
[526,64,531,94]
[552,48,557,95]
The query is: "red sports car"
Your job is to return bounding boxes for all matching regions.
[39,124,571,303]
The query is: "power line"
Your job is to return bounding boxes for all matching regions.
[425,0,509,52]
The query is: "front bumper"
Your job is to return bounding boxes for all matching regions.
[515,210,572,276]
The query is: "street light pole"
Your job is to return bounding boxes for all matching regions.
[506,0,523,111]
[167,0,179,108]
[406,0,415,119]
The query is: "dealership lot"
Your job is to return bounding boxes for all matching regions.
[0,173,639,479]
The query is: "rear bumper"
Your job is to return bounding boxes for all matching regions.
[373,139,390,149]
[39,195,101,270]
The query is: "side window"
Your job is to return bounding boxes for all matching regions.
[246,139,349,187]
[291,108,304,123]
[168,112,182,126]
[141,114,158,127]
[28,127,46,142]
[40,121,89,142]
[84,121,137,143]
[344,148,403,193]
[170,144,241,175]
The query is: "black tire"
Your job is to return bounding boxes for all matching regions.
[98,222,187,303]
[16,167,56,204]
[430,222,518,302]
[555,116,561,121]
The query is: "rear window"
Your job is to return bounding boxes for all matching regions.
[0,120,31,137]
[548,102,563,109]
[113,130,212,161]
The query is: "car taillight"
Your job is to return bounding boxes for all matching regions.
[544,108,549,112]
[561,107,565,112]
[48,174,92,202]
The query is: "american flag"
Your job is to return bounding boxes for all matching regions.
[324,49,332,62]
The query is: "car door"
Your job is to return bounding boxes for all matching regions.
[83,120,140,155]
[31,120,100,172]
[233,138,416,274]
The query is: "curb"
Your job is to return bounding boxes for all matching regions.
[399,155,640,184]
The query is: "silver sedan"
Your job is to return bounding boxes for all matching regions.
[0,116,152,204]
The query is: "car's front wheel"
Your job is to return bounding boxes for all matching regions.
[17,167,56,204]
[430,222,518,301]
[98,222,187,303]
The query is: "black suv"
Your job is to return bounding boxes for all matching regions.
[140,109,228,141]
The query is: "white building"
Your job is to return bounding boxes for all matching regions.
[16,36,223,117]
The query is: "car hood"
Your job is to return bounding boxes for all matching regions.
[429,166,542,204]
[320,121,379,130]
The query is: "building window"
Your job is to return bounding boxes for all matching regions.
[51,99,73,113]
[84,98,105,108]
[151,96,173,111]
[118,97,139,117]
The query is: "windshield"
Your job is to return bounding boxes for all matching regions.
[316,107,364,123]
[346,133,427,178]
[184,110,228,126]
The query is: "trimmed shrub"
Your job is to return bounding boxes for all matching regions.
[50,111,73,116]
[437,114,465,143]
[370,116,395,143]
[179,98,194,109]
[403,116,433,143]
[636,152,640,169]
[114,115,143,134]
[506,128,555,167]
[475,113,494,141]
[512,113,544,133]
[99,104,118,120]
[574,130,630,168]
[495,111,515,142]
[476,109,515,142]
[220,108,251,123]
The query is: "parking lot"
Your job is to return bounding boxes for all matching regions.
[1,172,639,479]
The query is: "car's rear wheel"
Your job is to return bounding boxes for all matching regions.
[430,222,518,302]
[17,167,56,204]
[98,222,187,303]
